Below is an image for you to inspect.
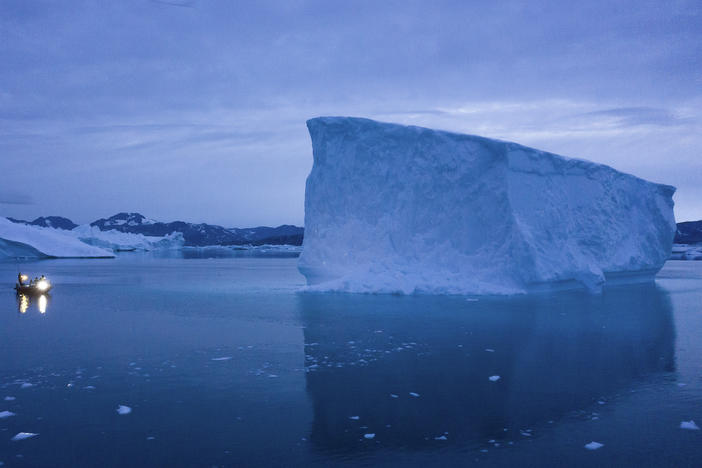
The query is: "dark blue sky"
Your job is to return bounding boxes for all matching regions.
[1,0,700,226]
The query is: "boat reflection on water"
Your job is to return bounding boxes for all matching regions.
[298,283,675,453]
[16,293,50,314]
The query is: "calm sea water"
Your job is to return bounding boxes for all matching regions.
[1,255,701,467]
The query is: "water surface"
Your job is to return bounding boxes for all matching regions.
[1,256,701,467]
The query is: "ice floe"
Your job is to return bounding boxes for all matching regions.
[116,405,132,415]
[680,420,700,430]
[489,375,501,382]
[584,441,604,450]
[364,433,375,439]
[11,432,38,441]
[0,411,16,418]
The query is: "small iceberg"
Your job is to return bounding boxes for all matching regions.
[11,432,38,441]
[211,356,233,361]
[116,405,132,415]
[409,392,420,397]
[364,433,375,439]
[584,441,604,450]
[0,411,16,418]
[489,375,501,382]
[680,420,700,430]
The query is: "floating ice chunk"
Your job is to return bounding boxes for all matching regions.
[597,400,605,405]
[83,386,96,390]
[409,392,420,397]
[116,405,132,415]
[146,436,155,440]
[298,117,676,295]
[364,433,375,439]
[485,349,495,353]
[584,441,604,450]
[489,375,501,382]
[3,396,15,401]
[211,357,232,361]
[390,394,399,398]
[11,432,38,441]
[0,411,16,418]
[434,435,447,440]
[20,383,33,389]
[349,416,360,420]
[680,420,700,430]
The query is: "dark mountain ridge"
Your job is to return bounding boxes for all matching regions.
[89,212,303,246]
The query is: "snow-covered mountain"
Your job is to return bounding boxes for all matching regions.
[90,212,303,246]
[676,220,702,244]
[8,216,78,231]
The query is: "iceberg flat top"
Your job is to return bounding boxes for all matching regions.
[0,217,114,259]
[299,117,676,295]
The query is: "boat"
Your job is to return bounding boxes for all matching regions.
[15,274,53,295]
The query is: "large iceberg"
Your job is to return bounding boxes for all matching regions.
[0,217,114,259]
[298,117,676,294]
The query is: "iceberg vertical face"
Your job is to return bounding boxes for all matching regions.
[299,117,676,294]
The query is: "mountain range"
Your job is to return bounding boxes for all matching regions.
[8,212,702,247]
[8,212,304,247]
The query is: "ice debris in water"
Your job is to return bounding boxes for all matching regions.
[489,375,501,382]
[20,383,33,389]
[680,420,700,430]
[349,416,360,420]
[11,432,38,441]
[0,411,16,418]
[434,435,448,441]
[584,441,604,450]
[390,394,399,398]
[485,349,495,353]
[364,433,375,439]
[116,405,132,415]
[299,117,675,295]
[4,396,15,401]
[211,356,232,361]
[409,392,420,397]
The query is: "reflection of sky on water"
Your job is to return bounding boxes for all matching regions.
[300,284,675,453]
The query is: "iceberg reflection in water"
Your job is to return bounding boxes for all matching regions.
[299,284,675,453]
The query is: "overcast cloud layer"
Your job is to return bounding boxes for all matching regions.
[1,0,700,226]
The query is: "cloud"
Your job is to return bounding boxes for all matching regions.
[0,190,34,205]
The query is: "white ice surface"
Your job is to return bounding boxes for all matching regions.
[584,441,604,450]
[0,411,15,418]
[116,405,132,415]
[11,432,38,441]
[680,420,700,430]
[71,225,184,252]
[299,117,676,295]
[489,375,501,382]
[364,433,375,439]
[0,217,113,259]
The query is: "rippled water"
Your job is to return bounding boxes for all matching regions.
[1,256,701,467]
